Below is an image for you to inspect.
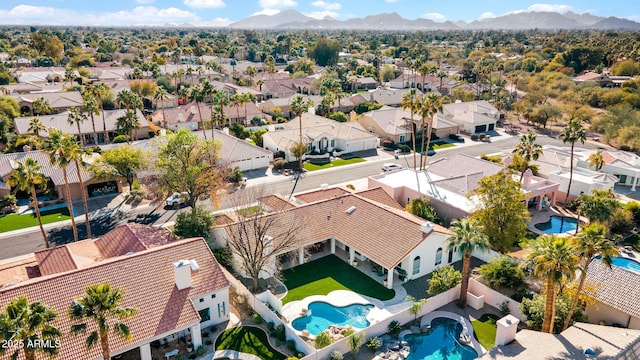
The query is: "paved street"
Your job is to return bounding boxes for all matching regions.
[0,130,609,261]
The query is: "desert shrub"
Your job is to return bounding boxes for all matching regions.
[286,340,297,352]
[625,201,640,225]
[315,332,331,348]
[224,166,244,183]
[405,198,442,225]
[387,320,402,337]
[610,208,634,233]
[478,257,525,289]
[113,134,129,143]
[252,312,263,324]
[345,184,355,190]
[427,265,462,294]
[366,337,381,352]
[267,321,275,332]
[174,206,214,241]
[273,158,287,170]
[329,350,343,360]
[480,154,502,163]
[328,111,348,122]
[343,327,355,337]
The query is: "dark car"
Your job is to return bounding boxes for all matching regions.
[421,149,436,156]
[449,134,465,142]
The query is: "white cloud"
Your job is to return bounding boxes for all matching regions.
[478,12,496,20]
[0,5,200,26]
[420,12,446,21]
[311,1,341,10]
[305,10,338,19]
[193,17,232,26]
[252,8,281,16]
[183,0,225,8]
[258,0,297,8]
[527,3,573,13]
[136,0,155,4]
[384,0,400,2]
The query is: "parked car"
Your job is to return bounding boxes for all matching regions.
[382,163,402,172]
[165,192,188,207]
[421,149,436,156]
[449,133,465,142]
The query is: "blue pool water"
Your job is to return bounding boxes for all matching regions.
[291,302,373,335]
[405,318,477,360]
[534,216,578,234]
[610,257,640,273]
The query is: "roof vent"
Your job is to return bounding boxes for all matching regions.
[178,113,184,122]
[189,259,200,271]
[345,206,356,214]
[421,222,433,234]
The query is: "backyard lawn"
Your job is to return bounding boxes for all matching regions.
[471,313,499,350]
[281,254,396,304]
[215,326,287,360]
[303,157,365,171]
[0,208,71,232]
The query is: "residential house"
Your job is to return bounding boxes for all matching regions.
[151,100,263,130]
[437,100,501,134]
[353,77,379,90]
[2,82,66,95]
[260,95,356,118]
[0,223,230,360]
[389,73,456,94]
[363,87,424,107]
[12,67,76,84]
[213,190,459,289]
[260,78,315,99]
[577,149,640,191]
[83,66,132,81]
[14,108,151,144]
[261,112,377,162]
[573,71,633,87]
[10,91,84,115]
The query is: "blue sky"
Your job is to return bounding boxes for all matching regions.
[0,1,636,26]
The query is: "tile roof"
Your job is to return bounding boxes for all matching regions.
[0,150,96,187]
[0,238,229,360]
[258,194,297,212]
[95,223,176,258]
[10,91,83,109]
[295,187,351,203]
[581,258,640,319]
[428,153,503,183]
[355,187,404,210]
[14,108,148,136]
[34,246,78,276]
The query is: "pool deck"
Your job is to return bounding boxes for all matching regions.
[528,206,586,236]
[419,310,486,356]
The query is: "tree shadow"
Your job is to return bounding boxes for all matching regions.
[47,209,129,246]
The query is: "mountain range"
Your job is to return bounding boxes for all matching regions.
[227,10,640,30]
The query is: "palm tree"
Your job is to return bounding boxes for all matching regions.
[0,296,62,360]
[68,282,139,360]
[587,149,605,171]
[45,129,79,242]
[153,85,169,129]
[7,158,50,248]
[417,93,443,170]
[513,132,543,183]
[28,117,46,137]
[525,235,579,333]
[241,92,256,126]
[256,79,264,92]
[245,65,257,85]
[290,95,313,171]
[67,106,87,146]
[401,89,419,169]
[82,89,101,145]
[447,218,490,307]
[115,111,140,144]
[33,97,52,116]
[188,84,207,138]
[67,138,93,239]
[230,93,242,125]
[559,119,586,207]
[561,223,618,331]
[87,83,111,144]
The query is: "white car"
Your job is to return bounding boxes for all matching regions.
[165,192,188,207]
[382,163,402,172]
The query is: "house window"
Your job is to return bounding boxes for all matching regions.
[399,135,405,143]
[199,308,210,323]
[618,174,628,184]
[211,294,216,299]
[435,248,442,266]
[412,256,421,275]
[199,298,204,303]
[217,302,226,317]
[330,139,335,147]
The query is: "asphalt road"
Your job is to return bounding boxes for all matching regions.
[0,132,608,260]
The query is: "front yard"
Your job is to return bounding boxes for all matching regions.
[281,254,395,304]
[303,157,365,171]
[0,207,71,232]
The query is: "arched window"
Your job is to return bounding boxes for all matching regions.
[435,248,443,266]
[413,256,421,275]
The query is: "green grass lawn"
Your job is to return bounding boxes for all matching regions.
[0,208,71,232]
[303,157,365,171]
[471,313,499,350]
[215,326,286,360]
[281,254,395,304]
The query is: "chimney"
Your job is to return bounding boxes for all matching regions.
[173,260,192,290]
[421,222,433,234]
[523,169,533,188]
[495,314,520,346]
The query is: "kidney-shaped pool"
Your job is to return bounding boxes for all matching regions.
[291,301,373,335]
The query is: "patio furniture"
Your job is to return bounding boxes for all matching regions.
[165,349,179,359]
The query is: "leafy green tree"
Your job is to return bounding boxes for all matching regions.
[577,189,618,225]
[521,292,588,334]
[69,283,139,360]
[478,257,525,289]
[405,198,441,224]
[559,119,586,206]
[0,96,20,119]
[174,206,214,241]
[562,223,617,331]
[427,265,462,295]
[308,37,340,66]
[92,146,146,190]
[471,172,530,253]
[0,296,62,360]
[530,103,561,128]
[447,218,490,307]
[524,235,579,333]
[512,132,542,182]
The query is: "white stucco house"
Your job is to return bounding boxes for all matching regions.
[577,149,640,191]
[437,100,501,134]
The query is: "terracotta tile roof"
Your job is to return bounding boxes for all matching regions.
[34,246,78,276]
[95,223,175,258]
[0,238,229,360]
[355,187,404,210]
[0,256,39,287]
[581,259,640,319]
[258,194,297,212]
[295,187,350,203]
[214,214,237,227]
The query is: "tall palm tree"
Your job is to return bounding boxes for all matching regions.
[290,95,313,171]
[587,149,605,171]
[67,106,87,146]
[417,93,443,170]
[0,296,62,360]
[87,83,111,144]
[69,283,139,360]
[230,93,242,124]
[82,90,101,145]
[513,132,543,183]
[153,85,169,129]
[213,90,228,138]
[559,119,587,207]
[446,218,490,307]
[7,158,50,248]
[241,92,256,126]
[115,111,141,144]
[67,138,93,239]
[401,89,419,169]
[525,235,579,333]
[45,129,79,242]
[188,84,208,139]
[28,117,46,137]
[561,224,618,331]
[256,79,264,92]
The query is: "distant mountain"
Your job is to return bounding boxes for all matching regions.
[227,10,640,30]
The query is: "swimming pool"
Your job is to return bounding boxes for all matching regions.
[405,318,478,360]
[610,256,640,273]
[534,216,578,234]
[291,301,373,335]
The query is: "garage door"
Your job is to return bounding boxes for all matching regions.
[348,141,365,152]
[474,125,487,133]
